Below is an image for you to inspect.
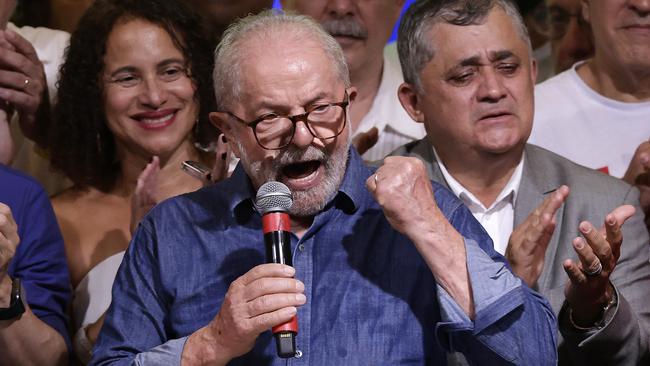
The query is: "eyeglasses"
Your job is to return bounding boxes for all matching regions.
[546,7,590,40]
[226,91,349,150]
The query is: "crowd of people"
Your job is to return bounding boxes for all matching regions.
[0,0,648,365]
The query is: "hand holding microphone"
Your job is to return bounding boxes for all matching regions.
[255,181,299,358]
[198,182,304,362]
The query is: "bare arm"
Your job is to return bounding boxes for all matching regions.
[0,277,68,366]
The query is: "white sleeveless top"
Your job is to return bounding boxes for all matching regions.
[72,251,125,332]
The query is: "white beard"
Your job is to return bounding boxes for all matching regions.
[237,132,350,217]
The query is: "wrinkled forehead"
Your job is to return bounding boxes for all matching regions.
[235,36,344,106]
[427,9,531,66]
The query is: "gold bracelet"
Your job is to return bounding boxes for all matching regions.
[568,291,617,331]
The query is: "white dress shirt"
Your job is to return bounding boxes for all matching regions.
[434,148,524,255]
[355,43,426,162]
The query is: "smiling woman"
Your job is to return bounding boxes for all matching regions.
[45,0,216,363]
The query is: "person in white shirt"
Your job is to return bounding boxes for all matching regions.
[281,0,426,161]
[530,0,650,218]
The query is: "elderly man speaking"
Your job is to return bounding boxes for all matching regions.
[90,10,557,366]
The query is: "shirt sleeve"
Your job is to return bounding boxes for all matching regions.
[8,179,72,351]
[133,337,187,365]
[433,185,558,365]
[90,222,175,366]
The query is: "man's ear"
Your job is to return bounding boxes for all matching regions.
[347,86,358,104]
[209,111,232,136]
[530,58,538,85]
[397,82,425,124]
[209,111,241,159]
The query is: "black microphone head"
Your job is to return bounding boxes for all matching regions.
[255,181,293,214]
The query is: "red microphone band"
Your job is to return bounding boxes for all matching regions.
[272,316,298,334]
[262,212,291,233]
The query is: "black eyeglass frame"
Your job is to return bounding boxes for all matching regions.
[224,91,350,150]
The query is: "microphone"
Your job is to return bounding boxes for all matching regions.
[255,181,298,358]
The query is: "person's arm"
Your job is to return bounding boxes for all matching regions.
[559,187,650,364]
[0,200,69,366]
[367,157,558,364]
[91,222,305,366]
[0,278,68,366]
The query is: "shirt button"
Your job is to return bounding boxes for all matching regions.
[298,244,305,252]
[295,349,303,358]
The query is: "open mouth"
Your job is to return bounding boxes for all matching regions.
[281,160,322,180]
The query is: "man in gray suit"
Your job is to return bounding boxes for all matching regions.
[392,0,650,364]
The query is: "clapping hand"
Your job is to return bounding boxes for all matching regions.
[623,139,650,227]
[506,185,569,287]
[563,205,635,326]
[130,157,160,234]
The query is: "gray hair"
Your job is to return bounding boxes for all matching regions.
[398,0,532,92]
[213,10,351,110]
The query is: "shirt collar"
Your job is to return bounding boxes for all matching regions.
[223,147,372,223]
[432,147,524,212]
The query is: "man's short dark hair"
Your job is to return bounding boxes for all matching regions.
[397,0,531,92]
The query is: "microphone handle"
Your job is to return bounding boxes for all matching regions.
[262,212,298,358]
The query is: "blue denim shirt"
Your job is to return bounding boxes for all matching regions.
[91,149,557,365]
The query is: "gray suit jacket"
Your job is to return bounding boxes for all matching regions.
[391,140,650,365]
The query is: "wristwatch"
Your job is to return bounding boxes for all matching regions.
[0,278,26,320]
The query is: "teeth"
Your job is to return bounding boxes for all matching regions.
[139,113,174,126]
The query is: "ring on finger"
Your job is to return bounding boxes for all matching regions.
[582,259,603,277]
[374,173,379,184]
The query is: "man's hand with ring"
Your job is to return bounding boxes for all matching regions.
[0,30,47,143]
[562,205,635,325]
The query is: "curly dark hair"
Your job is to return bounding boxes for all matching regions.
[49,0,217,192]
